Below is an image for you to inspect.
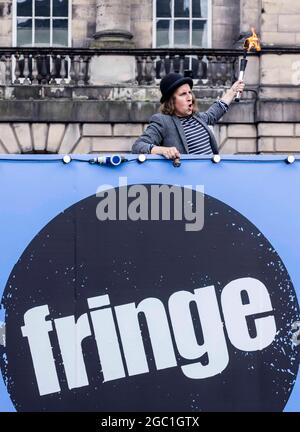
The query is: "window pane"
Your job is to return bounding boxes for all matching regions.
[35,19,50,46]
[192,20,207,47]
[174,20,189,46]
[17,0,32,16]
[17,18,32,46]
[35,0,50,16]
[192,0,208,18]
[156,0,171,18]
[174,0,190,17]
[53,19,68,46]
[53,0,69,17]
[156,20,170,48]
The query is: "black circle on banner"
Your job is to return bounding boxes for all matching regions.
[1,185,299,412]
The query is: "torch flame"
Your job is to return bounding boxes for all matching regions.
[244,28,261,52]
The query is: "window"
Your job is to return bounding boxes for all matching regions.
[154,0,211,48]
[14,0,70,47]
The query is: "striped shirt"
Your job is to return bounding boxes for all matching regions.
[178,100,229,155]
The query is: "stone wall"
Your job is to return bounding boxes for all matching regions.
[2,1,300,49]
[261,0,300,46]
[0,1,12,46]
[240,0,261,35]
[258,123,300,153]
[240,0,300,47]
[260,54,300,87]
[212,0,241,48]
[0,0,97,48]
[131,0,152,48]
[0,122,145,154]
[215,123,300,154]
[216,124,257,154]
[1,120,299,155]
[0,0,248,50]
[0,84,256,124]
[72,0,96,47]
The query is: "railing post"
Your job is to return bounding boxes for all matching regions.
[159,55,166,79]
[73,55,80,85]
[84,55,91,85]
[215,56,223,87]
[23,54,30,85]
[169,55,175,73]
[136,55,142,84]
[40,55,48,84]
[60,55,67,85]
[150,55,156,83]
[69,54,76,85]
[50,53,57,84]
[13,53,20,85]
[223,56,236,86]
[78,56,85,86]
[0,55,4,84]
[144,56,155,84]
[206,55,213,86]
[5,54,12,85]
[197,55,207,85]
[32,54,39,84]
[139,55,147,85]
[233,56,239,82]
[192,55,199,80]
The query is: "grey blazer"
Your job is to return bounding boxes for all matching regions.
[132,101,226,155]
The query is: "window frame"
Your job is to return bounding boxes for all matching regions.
[153,0,212,49]
[12,0,72,47]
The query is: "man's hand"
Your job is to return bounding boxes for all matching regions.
[151,146,181,160]
[230,80,245,96]
[221,80,245,105]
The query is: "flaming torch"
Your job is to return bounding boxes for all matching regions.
[235,28,261,102]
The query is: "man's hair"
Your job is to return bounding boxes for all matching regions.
[160,92,198,115]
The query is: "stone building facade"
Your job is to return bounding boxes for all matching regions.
[0,0,299,155]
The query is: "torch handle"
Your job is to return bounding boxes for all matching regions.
[235,71,245,103]
[235,58,248,102]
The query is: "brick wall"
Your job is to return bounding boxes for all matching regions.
[261,0,300,46]
[0,122,145,154]
[215,123,300,154]
[212,0,241,48]
[131,0,152,48]
[0,121,299,155]
[72,0,96,47]
[240,0,261,35]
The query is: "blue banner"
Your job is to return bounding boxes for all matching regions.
[0,154,299,412]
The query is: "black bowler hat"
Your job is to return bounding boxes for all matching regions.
[160,72,193,103]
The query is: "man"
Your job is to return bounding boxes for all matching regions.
[132,72,245,159]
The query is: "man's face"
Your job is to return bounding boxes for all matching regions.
[173,84,193,117]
